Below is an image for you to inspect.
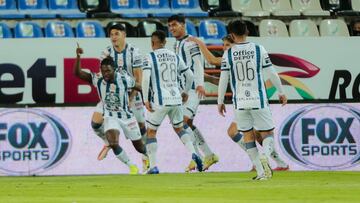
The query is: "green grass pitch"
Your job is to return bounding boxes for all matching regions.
[0,171,359,203]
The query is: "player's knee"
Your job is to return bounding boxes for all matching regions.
[91,121,102,130]
[108,142,118,149]
[147,128,157,138]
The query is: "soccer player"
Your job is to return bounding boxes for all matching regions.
[218,20,287,180]
[188,35,289,171]
[142,30,203,174]
[91,24,148,169]
[168,14,218,172]
[74,44,146,174]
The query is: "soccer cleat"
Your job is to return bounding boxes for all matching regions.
[147,167,159,174]
[192,153,203,172]
[129,164,139,175]
[142,156,150,173]
[97,145,111,161]
[252,175,268,181]
[203,154,219,171]
[260,157,273,179]
[273,166,290,171]
[185,160,196,172]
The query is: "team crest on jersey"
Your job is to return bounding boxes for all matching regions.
[117,58,124,68]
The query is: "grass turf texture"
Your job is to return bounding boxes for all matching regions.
[0,171,359,203]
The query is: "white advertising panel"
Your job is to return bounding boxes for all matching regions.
[0,104,359,176]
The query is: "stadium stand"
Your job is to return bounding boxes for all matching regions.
[106,21,138,37]
[259,19,289,37]
[337,0,360,16]
[18,0,57,19]
[0,22,12,38]
[320,0,351,14]
[291,0,330,16]
[170,0,208,17]
[198,19,227,44]
[45,21,75,37]
[14,21,43,38]
[48,0,86,19]
[200,0,239,17]
[289,19,320,37]
[109,0,147,18]
[0,0,26,19]
[137,19,168,37]
[76,21,106,37]
[230,0,270,17]
[261,0,300,16]
[140,0,173,18]
[319,19,350,36]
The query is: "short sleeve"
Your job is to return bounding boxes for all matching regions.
[261,45,272,69]
[142,54,152,71]
[221,50,230,71]
[91,72,101,86]
[132,48,143,68]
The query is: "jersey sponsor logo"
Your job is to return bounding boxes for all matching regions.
[279,104,360,170]
[0,109,71,175]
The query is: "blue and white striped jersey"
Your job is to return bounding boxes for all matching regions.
[174,35,204,89]
[142,48,190,106]
[91,71,135,118]
[219,42,272,109]
[100,43,142,76]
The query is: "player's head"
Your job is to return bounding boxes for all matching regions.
[151,30,167,50]
[100,56,115,82]
[228,20,248,40]
[168,14,186,39]
[108,23,126,48]
[222,35,234,51]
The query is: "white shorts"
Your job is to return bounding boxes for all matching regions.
[183,90,200,119]
[234,107,275,132]
[104,116,142,141]
[131,99,146,124]
[146,105,183,130]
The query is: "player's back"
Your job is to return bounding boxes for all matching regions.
[226,42,269,109]
[146,48,183,106]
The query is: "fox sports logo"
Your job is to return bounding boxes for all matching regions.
[279,104,360,170]
[0,109,71,175]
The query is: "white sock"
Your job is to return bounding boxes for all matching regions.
[115,147,132,166]
[245,142,264,177]
[262,135,276,164]
[231,133,247,151]
[178,130,197,155]
[146,138,158,169]
[270,149,288,168]
[193,127,213,157]
[184,125,202,157]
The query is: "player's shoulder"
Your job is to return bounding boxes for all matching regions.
[126,43,139,52]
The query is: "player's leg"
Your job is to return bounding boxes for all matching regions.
[170,106,203,172]
[131,97,149,171]
[91,103,110,160]
[228,122,246,151]
[144,106,167,174]
[104,117,138,174]
[184,90,217,170]
[255,130,289,171]
[235,109,268,180]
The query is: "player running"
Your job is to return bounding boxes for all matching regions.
[74,44,147,174]
[142,30,203,174]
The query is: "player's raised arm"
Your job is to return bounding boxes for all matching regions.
[187,37,221,66]
[74,43,92,84]
[129,49,143,102]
